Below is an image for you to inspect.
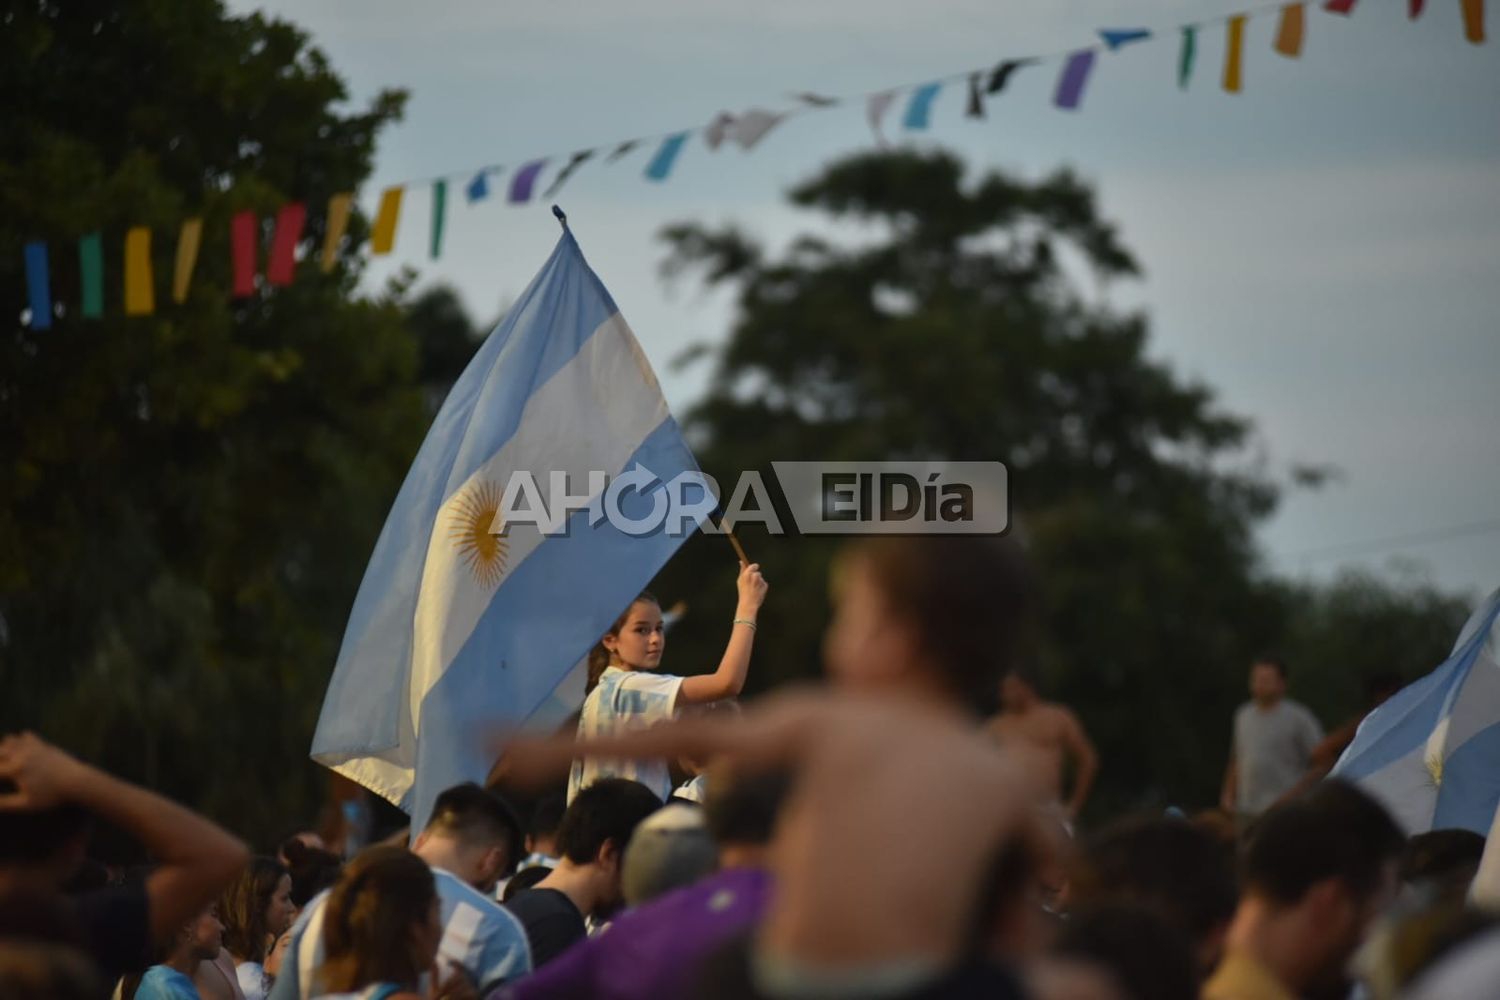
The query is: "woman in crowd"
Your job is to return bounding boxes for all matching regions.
[221,857,296,1000]
[309,846,455,1000]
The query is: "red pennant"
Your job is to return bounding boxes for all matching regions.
[267,203,307,287]
[1409,0,1425,17]
[1324,0,1357,13]
[231,211,258,298]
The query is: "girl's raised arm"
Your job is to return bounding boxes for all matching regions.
[679,561,768,705]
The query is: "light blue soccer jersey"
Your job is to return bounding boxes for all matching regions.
[567,666,683,803]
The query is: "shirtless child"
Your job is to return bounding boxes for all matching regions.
[986,668,1098,824]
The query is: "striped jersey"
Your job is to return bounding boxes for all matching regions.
[567,666,683,803]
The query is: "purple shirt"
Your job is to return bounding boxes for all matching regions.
[494,867,771,1000]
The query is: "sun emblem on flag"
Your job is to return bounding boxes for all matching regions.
[448,480,508,589]
[1424,752,1444,788]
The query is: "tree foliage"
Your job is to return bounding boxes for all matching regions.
[648,150,1470,816]
[0,0,434,844]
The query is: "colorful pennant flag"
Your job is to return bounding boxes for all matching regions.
[705,112,736,150]
[268,202,307,286]
[231,210,258,297]
[1179,26,1198,89]
[321,194,352,273]
[430,181,447,260]
[1462,0,1485,43]
[1324,0,1357,14]
[1224,16,1247,93]
[173,219,201,304]
[1276,4,1307,58]
[78,233,103,319]
[466,169,491,203]
[1055,50,1096,110]
[903,82,943,130]
[370,187,403,254]
[510,160,548,203]
[966,72,985,118]
[986,59,1032,94]
[645,133,689,182]
[867,90,897,145]
[124,227,154,316]
[606,141,640,164]
[543,151,594,198]
[1410,0,1426,18]
[23,242,51,330]
[1100,28,1152,50]
[732,109,784,150]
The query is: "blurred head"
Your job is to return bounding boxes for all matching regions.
[0,797,90,884]
[702,766,791,857]
[220,856,293,964]
[1067,816,1237,979]
[557,778,663,912]
[0,943,103,1000]
[525,790,567,859]
[824,535,1032,711]
[0,886,85,946]
[413,782,522,895]
[1238,780,1404,993]
[621,804,718,907]
[317,846,440,995]
[276,830,327,867]
[589,593,664,688]
[281,837,343,910]
[1249,657,1288,705]
[183,904,226,963]
[1053,905,1198,1000]
[1400,829,1486,893]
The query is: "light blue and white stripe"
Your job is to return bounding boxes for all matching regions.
[1332,587,1500,835]
[310,226,703,828]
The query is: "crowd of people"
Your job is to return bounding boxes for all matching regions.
[2,534,1496,999]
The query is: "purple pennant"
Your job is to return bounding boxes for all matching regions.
[1054,50,1096,110]
[509,159,548,204]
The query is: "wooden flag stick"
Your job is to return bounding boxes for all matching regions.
[713,509,751,564]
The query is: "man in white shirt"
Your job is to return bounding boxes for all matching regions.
[268,783,531,998]
[1220,656,1324,828]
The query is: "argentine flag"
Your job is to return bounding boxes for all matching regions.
[1332,587,1500,835]
[312,223,704,828]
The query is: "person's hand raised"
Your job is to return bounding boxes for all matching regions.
[736,561,768,613]
[0,732,89,812]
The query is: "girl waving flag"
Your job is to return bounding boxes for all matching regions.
[568,562,768,802]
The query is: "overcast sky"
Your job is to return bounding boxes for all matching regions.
[229,0,1500,600]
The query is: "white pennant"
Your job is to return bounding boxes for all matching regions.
[867,91,897,146]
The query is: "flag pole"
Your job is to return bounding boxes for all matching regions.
[711,507,751,565]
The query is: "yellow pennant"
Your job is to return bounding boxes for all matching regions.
[1274,4,1305,58]
[322,193,354,273]
[124,227,155,316]
[173,218,203,304]
[1462,0,1485,43]
[370,186,404,255]
[1224,15,1247,93]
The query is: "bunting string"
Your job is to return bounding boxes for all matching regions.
[14,0,1488,324]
